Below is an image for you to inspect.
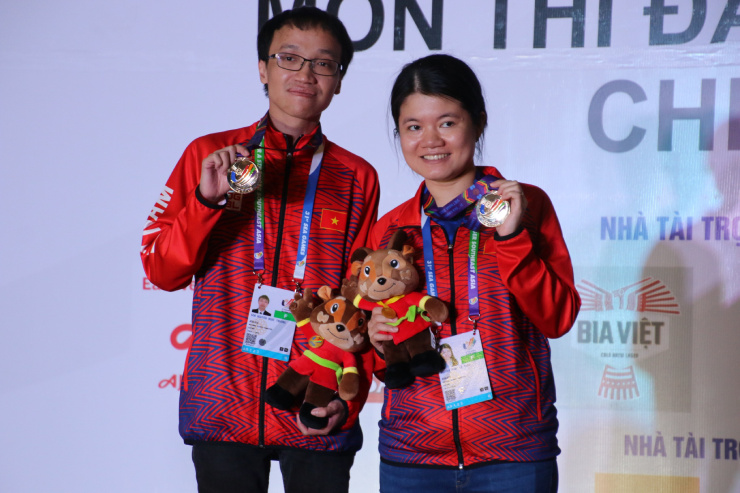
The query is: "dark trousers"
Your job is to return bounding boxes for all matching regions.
[380,458,558,493]
[192,441,355,493]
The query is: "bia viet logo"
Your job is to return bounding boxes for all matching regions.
[598,365,639,400]
[573,277,681,400]
[576,277,680,352]
[577,277,680,315]
[158,324,192,390]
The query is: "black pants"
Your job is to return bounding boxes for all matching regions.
[192,441,355,493]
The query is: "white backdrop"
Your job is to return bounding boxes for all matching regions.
[1,1,739,492]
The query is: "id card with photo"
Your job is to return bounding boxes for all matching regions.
[242,284,297,361]
[438,332,493,410]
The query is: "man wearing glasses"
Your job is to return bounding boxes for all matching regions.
[141,7,379,493]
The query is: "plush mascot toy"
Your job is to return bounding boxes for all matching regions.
[264,286,369,429]
[342,230,449,389]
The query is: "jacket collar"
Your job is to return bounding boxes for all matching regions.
[260,112,323,152]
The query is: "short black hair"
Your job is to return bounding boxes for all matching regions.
[390,54,488,141]
[258,7,354,79]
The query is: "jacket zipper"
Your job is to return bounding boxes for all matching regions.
[259,136,296,447]
[447,234,465,469]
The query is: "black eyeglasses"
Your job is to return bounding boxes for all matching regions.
[268,52,341,76]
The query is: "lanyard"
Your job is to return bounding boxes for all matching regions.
[293,143,324,283]
[242,114,324,289]
[420,172,501,326]
[421,207,481,330]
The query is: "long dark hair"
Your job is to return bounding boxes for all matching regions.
[390,54,488,144]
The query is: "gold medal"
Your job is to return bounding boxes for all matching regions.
[227,157,261,194]
[308,335,324,348]
[381,307,397,319]
[476,191,510,228]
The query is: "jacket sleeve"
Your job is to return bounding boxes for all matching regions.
[494,186,581,339]
[140,141,224,291]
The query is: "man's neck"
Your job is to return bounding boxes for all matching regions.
[268,110,320,141]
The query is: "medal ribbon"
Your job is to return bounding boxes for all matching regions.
[421,174,501,231]
[468,230,480,319]
[253,141,266,273]
[240,113,324,284]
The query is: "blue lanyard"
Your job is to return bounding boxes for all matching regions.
[242,114,324,289]
[421,209,481,326]
[421,213,439,298]
[293,144,324,284]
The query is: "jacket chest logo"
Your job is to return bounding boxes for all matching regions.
[226,193,245,212]
[320,209,348,232]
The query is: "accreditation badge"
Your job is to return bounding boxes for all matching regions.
[438,332,493,410]
[242,284,297,361]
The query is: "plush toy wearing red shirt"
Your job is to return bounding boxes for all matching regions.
[343,230,449,389]
[265,286,369,429]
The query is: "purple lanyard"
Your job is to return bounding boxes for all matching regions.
[422,174,500,232]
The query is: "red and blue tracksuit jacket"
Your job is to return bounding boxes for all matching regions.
[141,116,379,453]
[370,166,580,468]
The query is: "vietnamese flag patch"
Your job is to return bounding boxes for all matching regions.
[320,209,348,232]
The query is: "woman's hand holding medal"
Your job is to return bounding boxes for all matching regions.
[487,179,527,237]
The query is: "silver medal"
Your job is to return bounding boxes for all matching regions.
[227,157,261,194]
[476,191,510,228]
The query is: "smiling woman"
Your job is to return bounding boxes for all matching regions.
[366,54,581,493]
[397,93,480,206]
